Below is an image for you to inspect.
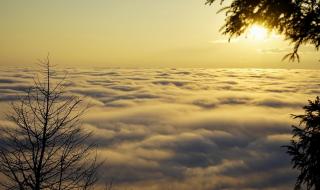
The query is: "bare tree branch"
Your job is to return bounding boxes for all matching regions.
[0,59,100,190]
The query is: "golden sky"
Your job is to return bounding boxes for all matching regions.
[0,0,319,68]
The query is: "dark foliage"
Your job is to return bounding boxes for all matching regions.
[0,58,100,190]
[285,97,320,190]
[206,0,320,61]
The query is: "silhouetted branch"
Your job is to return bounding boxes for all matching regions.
[207,0,320,62]
[0,58,100,190]
[285,96,320,190]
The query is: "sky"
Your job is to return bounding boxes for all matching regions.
[1,2,320,189]
[1,0,319,68]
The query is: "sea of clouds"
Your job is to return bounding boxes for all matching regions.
[0,67,319,190]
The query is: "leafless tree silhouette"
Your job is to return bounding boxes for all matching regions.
[0,57,100,190]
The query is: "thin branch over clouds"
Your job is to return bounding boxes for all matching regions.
[257,48,292,54]
[0,63,100,190]
[209,39,239,44]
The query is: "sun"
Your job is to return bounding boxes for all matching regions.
[248,24,268,40]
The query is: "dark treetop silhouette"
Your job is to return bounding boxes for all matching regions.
[285,97,320,190]
[0,58,100,190]
[206,0,320,62]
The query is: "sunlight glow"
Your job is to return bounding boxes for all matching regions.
[248,25,268,40]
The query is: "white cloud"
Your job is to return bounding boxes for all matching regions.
[0,67,318,189]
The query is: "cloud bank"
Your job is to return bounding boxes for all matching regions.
[0,67,319,190]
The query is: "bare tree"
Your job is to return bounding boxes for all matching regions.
[0,57,100,190]
[104,181,114,190]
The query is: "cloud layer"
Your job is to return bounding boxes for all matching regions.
[0,67,319,190]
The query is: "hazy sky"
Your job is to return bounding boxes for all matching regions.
[1,0,319,68]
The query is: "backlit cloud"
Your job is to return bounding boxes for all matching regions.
[0,67,318,189]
